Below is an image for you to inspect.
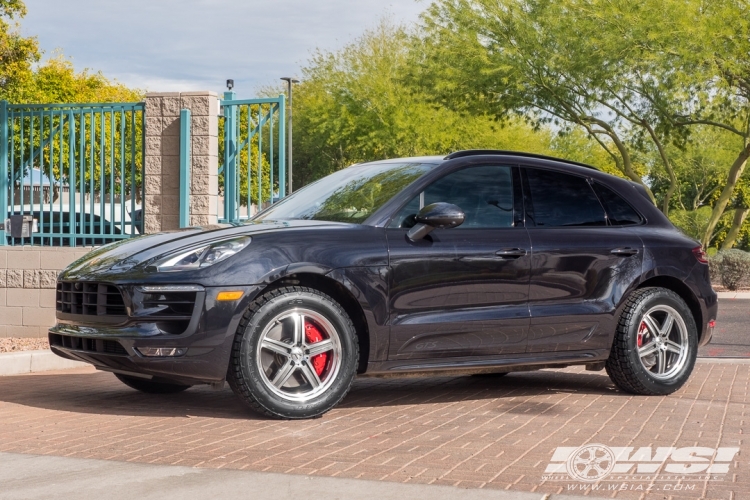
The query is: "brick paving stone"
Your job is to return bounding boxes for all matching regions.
[0,363,746,499]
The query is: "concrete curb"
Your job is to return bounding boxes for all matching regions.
[0,350,87,376]
[717,291,750,299]
[697,357,750,364]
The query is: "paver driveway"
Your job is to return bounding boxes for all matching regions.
[0,361,746,499]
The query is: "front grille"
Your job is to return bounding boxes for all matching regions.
[49,333,128,356]
[56,281,127,317]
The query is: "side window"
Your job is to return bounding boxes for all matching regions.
[524,168,606,227]
[389,165,514,229]
[592,183,643,226]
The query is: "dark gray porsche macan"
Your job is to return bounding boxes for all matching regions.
[50,151,718,419]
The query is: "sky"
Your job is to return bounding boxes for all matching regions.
[21,0,427,98]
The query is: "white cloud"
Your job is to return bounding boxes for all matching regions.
[22,0,426,97]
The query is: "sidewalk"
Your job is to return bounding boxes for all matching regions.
[0,452,586,500]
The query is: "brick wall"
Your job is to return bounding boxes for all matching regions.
[0,247,91,338]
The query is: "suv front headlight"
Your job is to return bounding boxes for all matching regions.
[153,236,251,272]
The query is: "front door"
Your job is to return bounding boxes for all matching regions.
[386,165,531,360]
[521,167,644,353]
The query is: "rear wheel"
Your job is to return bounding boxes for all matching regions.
[227,286,359,419]
[606,287,697,395]
[115,373,191,394]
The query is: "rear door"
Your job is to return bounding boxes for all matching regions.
[522,167,644,353]
[386,164,531,359]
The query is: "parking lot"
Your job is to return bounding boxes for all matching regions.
[0,299,747,499]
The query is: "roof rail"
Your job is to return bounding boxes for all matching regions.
[444,150,598,171]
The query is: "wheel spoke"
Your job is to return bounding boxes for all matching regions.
[661,313,675,338]
[307,338,334,356]
[300,362,321,388]
[292,313,305,346]
[664,339,682,354]
[271,361,296,388]
[656,350,667,374]
[642,314,660,338]
[261,338,291,356]
[638,342,658,358]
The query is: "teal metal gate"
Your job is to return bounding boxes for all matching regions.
[0,100,145,246]
[219,92,286,223]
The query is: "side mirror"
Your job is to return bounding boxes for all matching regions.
[407,202,465,241]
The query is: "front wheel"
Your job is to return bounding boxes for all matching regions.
[606,287,698,395]
[227,286,359,419]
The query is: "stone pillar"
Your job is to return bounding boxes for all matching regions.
[181,92,219,227]
[144,91,219,232]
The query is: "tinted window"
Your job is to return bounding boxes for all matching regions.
[593,183,643,226]
[525,169,606,227]
[390,165,514,229]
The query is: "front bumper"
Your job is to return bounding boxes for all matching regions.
[49,285,262,385]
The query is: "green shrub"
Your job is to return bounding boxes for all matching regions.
[714,249,750,291]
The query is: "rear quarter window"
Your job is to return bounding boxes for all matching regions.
[592,183,644,226]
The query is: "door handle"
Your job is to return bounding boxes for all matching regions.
[611,247,639,257]
[496,248,528,259]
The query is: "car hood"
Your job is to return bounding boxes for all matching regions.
[61,219,347,279]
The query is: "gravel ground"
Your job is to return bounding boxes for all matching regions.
[0,338,49,353]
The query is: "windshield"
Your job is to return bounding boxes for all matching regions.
[254,162,435,223]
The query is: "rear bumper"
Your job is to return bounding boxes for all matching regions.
[684,263,718,347]
[48,285,262,385]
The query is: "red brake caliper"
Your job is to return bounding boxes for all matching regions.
[304,322,329,376]
[637,322,647,347]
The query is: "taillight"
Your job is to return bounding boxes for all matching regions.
[693,246,708,264]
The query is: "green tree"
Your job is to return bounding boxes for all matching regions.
[22,54,141,103]
[289,19,557,187]
[0,0,38,101]
[418,0,707,208]
[650,0,750,246]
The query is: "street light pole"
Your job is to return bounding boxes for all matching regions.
[280,77,299,193]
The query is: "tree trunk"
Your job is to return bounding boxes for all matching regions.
[720,207,750,250]
[702,141,750,247]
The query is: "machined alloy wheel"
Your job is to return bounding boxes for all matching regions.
[635,305,690,381]
[227,286,359,419]
[606,287,698,396]
[256,309,342,403]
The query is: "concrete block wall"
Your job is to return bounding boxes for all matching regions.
[144,91,219,232]
[0,247,90,338]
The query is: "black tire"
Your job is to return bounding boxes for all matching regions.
[227,286,359,419]
[605,287,698,396]
[115,373,191,394]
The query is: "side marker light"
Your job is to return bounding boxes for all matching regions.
[217,291,244,301]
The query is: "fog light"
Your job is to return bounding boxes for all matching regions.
[137,347,186,357]
[217,290,244,301]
